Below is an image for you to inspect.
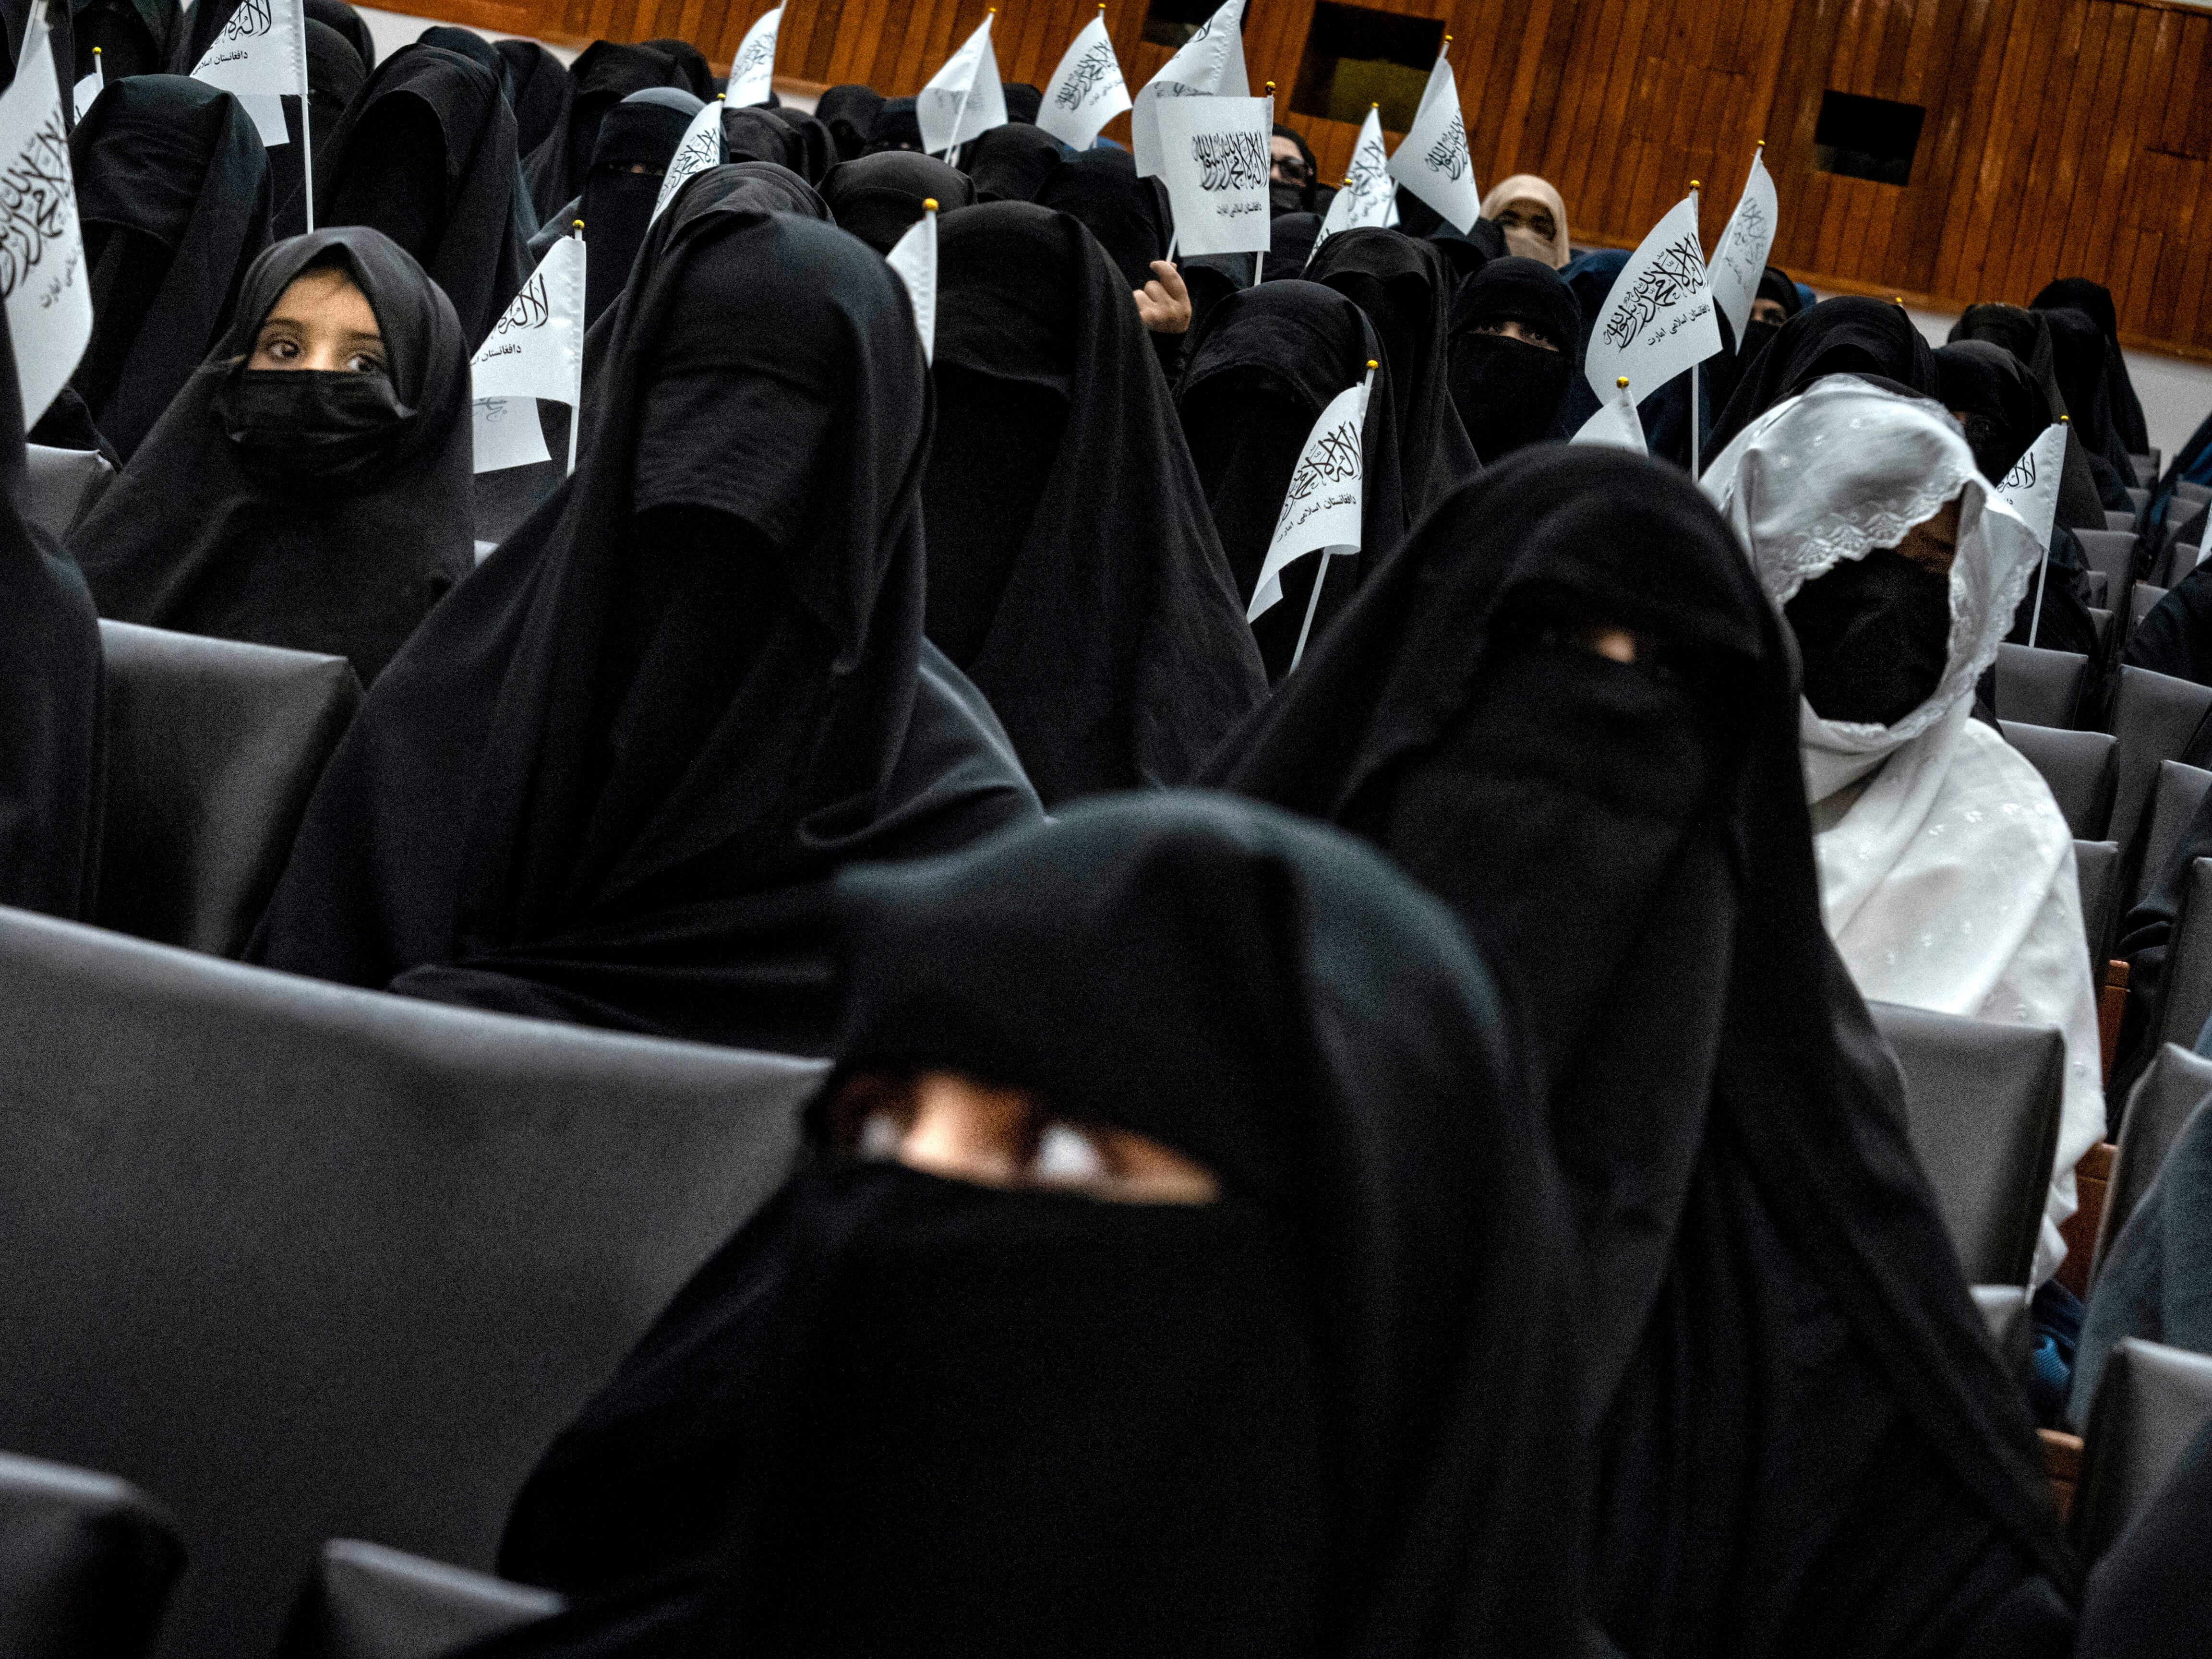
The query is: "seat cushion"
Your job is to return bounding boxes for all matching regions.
[0,1452,183,1659]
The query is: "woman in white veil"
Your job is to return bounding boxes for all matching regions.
[1705,374,2103,1290]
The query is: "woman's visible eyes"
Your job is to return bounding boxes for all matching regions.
[344,349,386,373]
[257,334,300,361]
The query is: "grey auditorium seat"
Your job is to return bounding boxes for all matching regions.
[1868,1001,2066,1286]
[2092,1045,2212,1290]
[1972,1285,2031,1374]
[2108,667,2212,861]
[2072,1337,2212,1562]
[96,621,361,958]
[2128,486,2152,518]
[2133,454,2159,488]
[1995,643,2088,729]
[0,1451,184,1659]
[0,906,826,1659]
[2148,538,2197,589]
[2131,583,2169,636]
[2131,760,2212,911]
[276,1540,561,1659]
[2078,839,2121,968]
[2001,722,2116,838]
[2081,571,2109,610]
[23,445,114,540]
[2107,509,2140,533]
[2079,529,2140,599]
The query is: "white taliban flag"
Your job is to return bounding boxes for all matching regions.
[1387,48,1479,232]
[1707,146,1777,348]
[1583,191,1721,405]
[0,4,91,424]
[1251,367,1374,673]
[191,0,307,147]
[1310,106,1392,261]
[470,233,585,473]
[725,6,783,108]
[1570,377,1647,454]
[1130,0,1245,178]
[1037,11,1129,151]
[1998,422,2068,647]
[886,201,937,364]
[72,46,100,121]
[651,96,724,224]
[1154,92,1272,257]
[917,14,1006,156]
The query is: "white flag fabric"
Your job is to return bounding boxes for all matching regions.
[191,0,306,147]
[651,96,724,224]
[0,7,91,425]
[1386,51,1479,232]
[725,6,782,108]
[1582,192,1722,405]
[1996,421,2068,553]
[917,15,1006,156]
[1154,93,1271,257]
[1250,379,1366,621]
[1707,148,1777,348]
[470,235,584,473]
[1570,378,1647,453]
[1310,107,1392,259]
[1130,0,1245,178]
[71,52,99,121]
[1037,12,1129,151]
[886,205,936,364]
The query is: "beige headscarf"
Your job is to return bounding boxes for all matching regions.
[1479,175,1570,268]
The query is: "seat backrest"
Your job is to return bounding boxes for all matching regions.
[2090,606,2117,654]
[2129,486,2152,515]
[2149,539,2199,589]
[1867,1001,2067,1285]
[95,621,362,958]
[2133,759,2212,910]
[2133,454,2159,488]
[1995,643,2089,729]
[2152,861,2212,1059]
[276,1541,560,1659]
[2093,1044,2212,1287]
[2078,839,2121,968]
[2132,583,2170,635]
[2072,1337,2212,1561]
[2000,722,2117,839]
[23,444,115,540]
[2178,480,2212,507]
[2081,570,2110,610]
[2109,666,2212,859]
[2079,529,2140,597]
[2109,508,2142,532]
[1971,1284,2031,1374]
[0,1451,184,1659]
[0,905,826,1659]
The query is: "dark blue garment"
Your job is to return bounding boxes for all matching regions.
[1556,248,1727,473]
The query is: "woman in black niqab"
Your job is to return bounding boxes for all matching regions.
[497,38,571,160]
[1445,255,1581,461]
[815,84,880,162]
[69,73,272,459]
[72,0,172,80]
[866,96,922,153]
[247,202,1041,1051]
[961,119,1063,200]
[922,200,1265,803]
[1033,145,1168,294]
[639,36,711,99]
[579,88,703,326]
[1175,280,1407,681]
[718,103,799,172]
[1703,294,1939,458]
[1304,228,1479,511]
[317,42,533,347]
[1206,447,2079,1658]
[2042,304,2140,490]
[472,792,1585,1659]
[1950,303,2124,528]
[819,150,974,253]
[523,40,690,225]
[69,227,472,686]
[304,20,367,159]
[304,0,372,72]
[2037,276,2151,457]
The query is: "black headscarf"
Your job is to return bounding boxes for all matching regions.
[2042,304,2139,488]
[524,40,690,225]
[72,0,173,79]
[1000,78,1042,123]
[1206,446,2078,1657]
[819,151,974,253]
[922,201,1266,803]
[303,19,366,158]
[1950,303,2120,529]
[962,119,1063,200]
[639,37,711,99]
[69,227,473,685]
[497,38,571,160]
[1305,228,1480,512]
[247,204,1040,1051]
[1033,145,1169,295]
[2036,276,2150,456]
[1705,295,1940,457]
[317,43,533,348]
[418,23,503,91]
[815,83,881,162]
[303,0,371,71]
[1175,280,1409,681]
[1446,255,1581,461]
[761,106,834,185]
[1263,208,1321,282]
[866,96,922,153]
[483,793,1585,1659]
[69,74,272,460]
[580,88,703,327]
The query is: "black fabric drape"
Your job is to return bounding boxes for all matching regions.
[1000,77,1041,122]
[638,37,710,99]
[719,104,799,171]
[819,151,974,253]
[1263,210,1321,282]
[866,96,921,153]
[475,792,1587,1659]
[922,201,1265,804]
[304,0,372,71]
[418,24,504,96]
[70,226,473,686]
[523,40,689,227]
[814,83,880,162]
[1204,446,2078,1659]
[498,38,571,160]
[2125,562,2212,686]
[304,20,366,160]
[1950,304,2118,530]
[1033,145,1169,295]
[1445,255,1581,461]
[1174,279,1407,681]
[72,0,172,79]
[961,119,1063,200]
[69,74,271,459]
[2036,276,2151,457]
[580,89,701,327]
[2042,304,2140,494]
[248,203,1039,1052]
[317,43,533,347]
[1305,228,1480,512]
[1706,295,1940,457]
[762,106,833,184]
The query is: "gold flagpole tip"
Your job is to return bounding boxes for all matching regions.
[2060,415,2071,423]
[923,198,939,211]
[1617,376,1630,388]
[1265,81,1276,93]
[1367,359,1379,370]
[1370,101,1379,109]
[1755,139,1765,149]
[1893,295,1905,306]
[1688,179,1701,191]
[572,218,585,229]
[1443,33,1452,42]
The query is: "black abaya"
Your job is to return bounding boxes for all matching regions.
[1950,303,2118,530]
[248,204,1040,1052]
[70,227,473,686]
[578,88,702,326]
[2035,276,2151,457]
[814,83,879,161]
[961,119,1063,201]
[497,38,571,161]
[818,151,974,254]
[303,20,367,161]
[71,0,171,80]
[523,40,690,226]
[1706,295,1940,457]
[1445,255,1581,461]
[1033,145,1169,295]
[922,201,1266,804]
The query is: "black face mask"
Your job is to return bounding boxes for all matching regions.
[1738,318,1779,367]
[1784,548,1952,728]
[218,369,412,490]
[756,1161,1329,1659]
[1448,330,1573,461]
[1955,410,2021,484]
[1269,179,1308,216]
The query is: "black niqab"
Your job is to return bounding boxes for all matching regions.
[72,0,172,79]
[1264,211,1321,282]
[304,0,372,71]
[304,20,367,159]
[69,226,473,685]
[2036,276,2150,456]
[1950,303,2119,529]
[580,88,702,327]
[497,38,571,160]
[1000,78,1041,123]
[524,40,690,225]
[815,83,880,162]
[1033,145,1168,295]
[247,204,1039,1051]
[1206,446,2078,1657]
[761,106,833,184]
[1446,255,1581,461]
[819,151,974,253]
[866,96,921,153]
[639,37,711,99]
[1705,295,1939,457]
[481,793,1586,1659]
[923,201,1265,803]
[2042,304,2139,488]
[962,119,1063,200]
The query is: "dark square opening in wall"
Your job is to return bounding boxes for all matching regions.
[1812,91,1925,186]
[1141,0,1229,50]
[1290,2,1444,132]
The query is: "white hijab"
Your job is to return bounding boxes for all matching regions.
[1706,376,2104,1286]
